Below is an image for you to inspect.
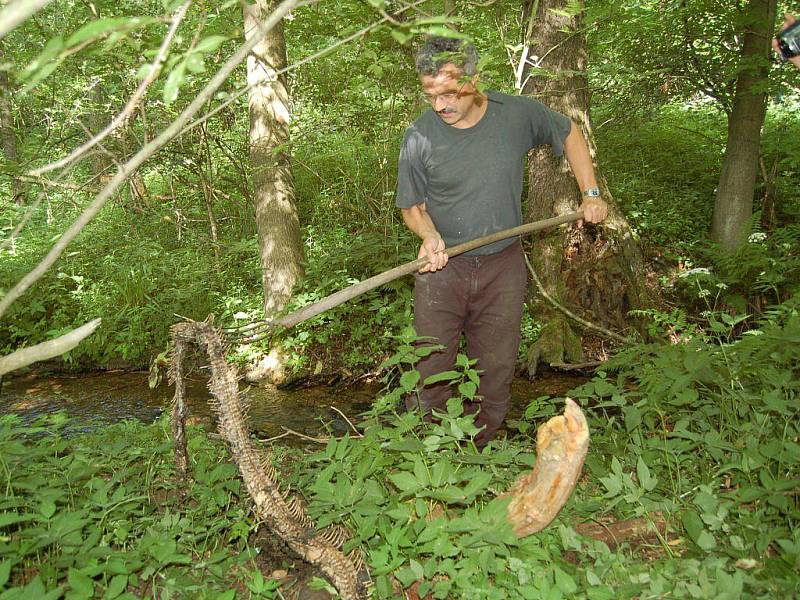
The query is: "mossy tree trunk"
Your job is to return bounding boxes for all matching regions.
[522,0,649,376]
[711,0,777,250]
[244,0,304,317]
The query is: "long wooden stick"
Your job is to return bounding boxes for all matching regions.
[229,211,583,336]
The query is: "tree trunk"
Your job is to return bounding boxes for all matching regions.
[0,46,22,205]
[522,0,649,377]
[711,0,777,250]
[244,0,304,317]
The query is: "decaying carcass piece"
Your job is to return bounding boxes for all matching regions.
[170,319,368,600]
[505,398,589,536]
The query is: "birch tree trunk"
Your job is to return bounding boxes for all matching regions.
[522,0,649,376]
[244,0,304,317]
[711,0,777,250]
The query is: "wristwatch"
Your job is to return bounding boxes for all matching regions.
[583,187,601,197]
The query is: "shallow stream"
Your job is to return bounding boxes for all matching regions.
[1,370,587,440]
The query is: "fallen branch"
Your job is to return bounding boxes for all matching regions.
[0,318,101,376]
[549,361,605,371]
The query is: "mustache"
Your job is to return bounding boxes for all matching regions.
[438,107,456,114]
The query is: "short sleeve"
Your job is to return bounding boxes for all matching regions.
[395,127,429,209]
[525,98,572,157]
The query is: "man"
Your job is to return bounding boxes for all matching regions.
[396,36,607,448]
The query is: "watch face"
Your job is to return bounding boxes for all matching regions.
[584,188,601,197]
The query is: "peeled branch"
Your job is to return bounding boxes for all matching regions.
[0,318,101,377]
[505,398,589,537]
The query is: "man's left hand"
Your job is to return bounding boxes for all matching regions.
[579,196,608,225]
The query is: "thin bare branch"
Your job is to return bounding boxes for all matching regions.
[329,406,364,438]
[30,0,193,177]
[0,318,101,376]
[0,0,55,41]
[0,0,301,320]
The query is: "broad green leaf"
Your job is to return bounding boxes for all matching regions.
[163,60,187,105]
[185,53,206,74]
[68,567,95,597]
[0,512,34,528]
[413,458,429,486]
[624,406,642,432]
[682,510,715,551]
[384,439,424,453]
[423,370,459,385]
[66,18,130,47]
[0,560,11,588]
[390,28,413,45]
[194,35,228,54]
[458,381,477,400]
[388,471,420,493]
[461,471,491,498]
[400,370,420,391]
[430,460,452,487]
[103,574,127,599]
[39,499,56,519]
[636,457,656,491]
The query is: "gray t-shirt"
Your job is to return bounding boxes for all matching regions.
[395,91,572,255]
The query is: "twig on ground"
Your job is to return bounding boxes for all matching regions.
[549,361,605,371]
[329,405,363,438]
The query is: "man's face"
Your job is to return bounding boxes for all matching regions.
[419,63,482,128]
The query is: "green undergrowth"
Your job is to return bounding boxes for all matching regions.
[1,313,799,598]
[285,317,800,598]
[0,415,275,600]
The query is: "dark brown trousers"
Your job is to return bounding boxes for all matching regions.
[406,241,527,447]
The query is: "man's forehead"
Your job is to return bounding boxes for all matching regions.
[420,63,465,87]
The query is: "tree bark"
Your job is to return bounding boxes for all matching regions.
[244,0,304,317]
[522,0,649,377]
[0,46,22,204]
[711,0,777,250]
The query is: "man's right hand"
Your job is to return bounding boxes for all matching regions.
[419,235,448,273]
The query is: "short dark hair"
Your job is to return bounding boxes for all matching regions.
[414,36,479,77]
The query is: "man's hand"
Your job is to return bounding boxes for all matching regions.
[579,196,608,226]
[418,235,448,273]
[773,14,800,69]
